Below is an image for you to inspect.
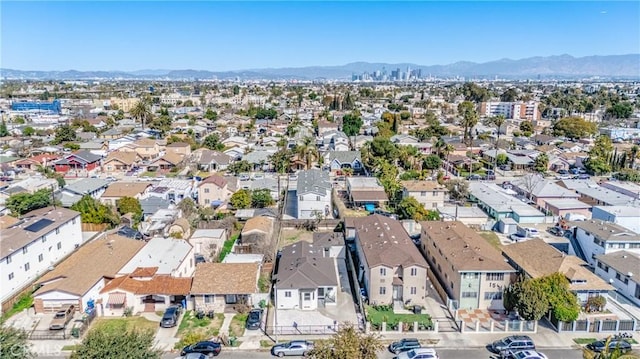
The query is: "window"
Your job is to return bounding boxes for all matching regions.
[432,203,437,208]
[204,199,210,204]
[486,273,505,281]
[461,291,477,298]
[204,188,210,193]
[316,196,320,201]
[379,287,386,295]
[410,287,417,295]
[420,191,426,196]
[484,292,503,300]
[303,292,311,301]
[8,273,14,280]
[72,218,76,225]
[57,242,62,250]
[24,262,30,271]
[6,256,11,264]
[299,196,303,201]
[23,247,28,254]
[204,295,213,304]
[38,254,43,262]
[616,272,629,285]
[629,243,640,249]
[597,262,609,272]
[380,268,386,276]
[410,268,417,276]
[55,228,60,235]
[285,291,292,298]
[41,236,47,243]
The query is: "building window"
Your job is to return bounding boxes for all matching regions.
[461,291,477,298]
[204,188,210,193]
[285,291,291,298]
[72,218,76,225]
[204,295,213,304]
[303,292,311,301]
[42,236,47,243]
[629,243,640,249]
[484,292,503,300]
[379,287,386,295]
[316,196,320,201]
[380,268,386,276]
[23,247,28,254]
[24,262,30,271]
[410,268,417,276]
[486,273,505,281]
[432,191,438,196]
[616,272,629,285]
[597,262,609,272]
[8,273,14,280]
[38,254,43,262]
[420,191,426,196]
[299,196,303,201]
[6,256,11,264]
[55,228,60,235]
[410,287,417,295]
[57,242,62,250]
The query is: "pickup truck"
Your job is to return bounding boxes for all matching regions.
[49,305,75,330]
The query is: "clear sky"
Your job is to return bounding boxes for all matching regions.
[2,1,639,71]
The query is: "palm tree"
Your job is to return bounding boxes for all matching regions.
[130,97,152,129]
[487,114,506,171]
[295,138,319,170]
[628,145,639,169]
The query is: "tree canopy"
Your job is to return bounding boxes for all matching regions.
[116,196,143,226]
[396,197,439,221]
[6,189,54,217]
[71,195,120,227]
[458,101,478,146]
[552,117,598,140]
[51,124,77,144]
[202,133,225,151]
[585,135,613,175]
[230,189,251,209]
[0,325,36,359]
[533,153,549,173]
[70,326,161,359]
[307,323,383,359]
[505,273,580,322]
[0,119,9,137]
[342,111,363,137]
[251,189,275,208]
[461,82,491,103]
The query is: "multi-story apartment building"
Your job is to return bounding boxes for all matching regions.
[420,221,515,310]
[594,251,640,307]
[478,101,540,121]
[1,207,82,307]
[401,181,448,209]
[573,220,640,267]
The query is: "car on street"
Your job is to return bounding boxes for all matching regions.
[547,227,563,236]
[467,174,483,181]
[586,339,632,353]
[49,304,75,330]
[509,233,527,242]
[270,340,314,357]
[183,353,208,359]
[490,336,536,353]
[389,338,422,354]
[181,341,222,357]
[160,305,181,328]
[499,165,511,171]
[501,350,548,359]
[246,308,263,330]
[394,347,439,359]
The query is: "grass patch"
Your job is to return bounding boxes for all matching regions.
[91,317,158,334]
[177,310,225,336]
[260,340,274,348]
[1,292,33,320]
[573,338,598,345]
[228,313,248,337]
[258,273,271,293]
[139,171,156,177]
[218,234,239,262]
[366,305,432,330]
[478,231,502,250]
[61,345,79,351]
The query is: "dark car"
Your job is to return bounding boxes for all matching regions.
[270,340,314,357]
[181,341,222,357]
[160,305,180,328]
[389,338,421,354]
[490,335,536,353]
[509,233,527,242]
[467,174,483,181]
[586,339,632,353]
[246,308,263,330]
[117,226,143,240]
[547,227,563,236]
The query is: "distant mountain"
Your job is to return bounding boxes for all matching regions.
[2,54,638,80]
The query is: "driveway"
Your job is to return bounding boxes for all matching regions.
[149,312,180,351]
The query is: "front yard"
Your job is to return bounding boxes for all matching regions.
[91,316,158,334]
[366,305,432,331]
[175,310,225,349]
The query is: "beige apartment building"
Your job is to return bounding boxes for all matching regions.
[401,180,448,209]
[420,221,515,311]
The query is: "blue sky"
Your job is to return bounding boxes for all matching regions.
[2,1,639,71]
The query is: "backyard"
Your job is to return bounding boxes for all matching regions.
[366,305,432,331]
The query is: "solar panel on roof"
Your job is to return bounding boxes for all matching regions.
[24,218,54,232]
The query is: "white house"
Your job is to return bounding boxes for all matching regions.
[118,237,195,278]
[189,228,228,261]
[594,251,640,307]
[573,220,640,267]
[1,207,83,305]
[592,206,640,235]
[57,178,110,207]
[296,169,332,219]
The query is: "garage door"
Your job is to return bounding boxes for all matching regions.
[42,301,76,313]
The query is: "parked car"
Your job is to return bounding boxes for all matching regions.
[490,335,536,353]
[181,341,222,357]
[467,174,483,181]
[577,174,591,179]
[499,165,511,171]
[586,339,632,353]
[547,227,563,236]
[394,347,439,359]
[509,233,527,242]
[389,338,422,354]
[160,305,181,328]
[502,350,548,359]
[246,308,263,330]
[184,354,208,359]
[270,340,314,357]
[49,304,75,330]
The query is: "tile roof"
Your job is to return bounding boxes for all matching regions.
[104,151,141,165]
[102,182,151,198]
[350,190,389,202]
[34,234,145,296]
[101,275,192,295]
[502,239,613,291]
[353,215,428,269]
[191,263,259,294]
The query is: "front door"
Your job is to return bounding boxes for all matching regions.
[392,285,402,301]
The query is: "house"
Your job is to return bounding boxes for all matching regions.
[190,228,228,261]
[118,236,195,278]
[592,206,640,234]
[139,197,172,220]
[100,182,152,206]
[222,136,249,149]
[166,142,192,158]
[53,151,102,173]
[240,216,274,252]
[139,208,178,237]
[468,182,546,223]
[510,174,580,209]
[594,251,640,307]
[275,241,339,311]
[14,154,60,172]
[146,179,194,204]
[102,151,142,174]
[32,234,145,314]
[345,177,388,210]
[420,221,515,310]
[352,215,429,307]
[193,149,233,172]
[57,178,110,207]
[543,198,592,218]
[437,206,490,227]
[244,151,275,171]
[100,273,192,316]
[324,151,363,173]
[1,208,83,307]
[296,169,332,219]
[401,181,448,210]
[149,152,184,172]
[249,178,280,201]
[502,239,612,304]
[570,185,635,206]
[190,262,260,312]
[197,175,232,207]
[573,220,640,267]
[599,181,640,200]
[120,138,162,160]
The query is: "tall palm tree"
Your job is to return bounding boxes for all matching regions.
[296,138,319,170]
[487,114,506,170]
[130,97,152,129]
[629,145,639,169]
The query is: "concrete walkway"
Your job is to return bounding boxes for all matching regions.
[220,313,236,337]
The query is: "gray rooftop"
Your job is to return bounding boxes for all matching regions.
[297,169,331,196]
[595,251,640,278]
[574,186,636,206]
[512,175,579,198]
[468,182,545,217]
[325,151,361,164]
[544,198,592,210]
[593,205,640,217]
[276,241,338,289]
[574,220,640,242]
[63,178,110,196]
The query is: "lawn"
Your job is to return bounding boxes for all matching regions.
[91,317,158,334]
[177,310,225,337]
[228,313,248,338]
[1,292,33,320]
[366,305,432,330]
[573,338,598,345]
[478,231,502,250]
[218,234,239,262]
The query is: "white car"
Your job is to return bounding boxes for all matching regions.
[506,350,548,359]
[394,348,439,359]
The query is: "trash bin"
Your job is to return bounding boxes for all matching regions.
[413,305,422,314]
[229,336,237,347]
[71,327,80,338]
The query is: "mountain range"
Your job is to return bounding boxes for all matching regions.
[1,54,639,80]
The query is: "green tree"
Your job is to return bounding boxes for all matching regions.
[63,143,80,151]
[422,154,442,170]
[503,283,519,315]
[51,124,77,144]
[22,126,35,137]
[460,82,491,103]
[496,153,509,166]
[540,272,580,322]
[519,121,534,136]
[552,117,598,140]
[116,196,143,226]
[204,108,218,121]
[130,97,152,129]
[533,153,549,173]
[202,134,224,151]
[396,197,430,221]
[444,179,469,202]
[227,160,252,175]
[71,195,120,227]
[605,102,633,120]
[458,101,478,146]
[307,323,383,359]
[295,138,319,170]
[148,114,172,136]
[230,189,251,209]
[0,325,36,359]
[0,119,9,137]
[70,327,161,359]
[515,278,549,321]
[500,88,518,102]
[269,149,294,173]
[251,189,275,208]
[342,111,363,137]
[410,112,449,141]
[585,135,613,175]
[6,189,54,216]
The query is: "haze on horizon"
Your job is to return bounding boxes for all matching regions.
[2,1,639,72]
